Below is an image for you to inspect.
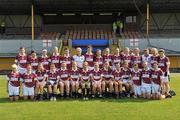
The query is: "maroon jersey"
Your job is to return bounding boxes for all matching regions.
[35,70,46,82]
[150,55,159,67]
[49,55,60,69]
[151,69,163,85]
[80,69,91,81]
[158,56,169,73]
[91,70,102,81]
[60,56,72,70]
[121,68,131,80]
[122,54,132,67]
[7,71,21,87]
[112,69,123,81]
[131,69,141,86]
[102,68,112,81]
[59,69,69,81]
[131,55,142,68]
[69,69,80,81]
[94,56,104,68]
[39,56,50,70]
[22,73,37,88]
[15,54,28,68]
[28,56,39,70]
[112,55,122,65]
[47,70,58,81]
[103,54,113,66]
[84,53,94,67]
[141,69,151,84]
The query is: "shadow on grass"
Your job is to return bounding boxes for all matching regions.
[0,97,156,104]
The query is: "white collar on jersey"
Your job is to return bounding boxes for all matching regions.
[61,68,67,71]
[53,53,59,56]
[122,67,129,71]
[115,68,121,72]
[83,69,89,72]
[132,68,140,73]
[19,53,26,56]
[42,55,48,58]
[94,69,100,72]
[50,70,56,73]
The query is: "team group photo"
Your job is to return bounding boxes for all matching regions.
[7,46,173,101]
[0,0,180,120]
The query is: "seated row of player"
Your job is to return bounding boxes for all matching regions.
[7,59,169,101]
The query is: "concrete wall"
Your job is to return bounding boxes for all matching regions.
[0,40,60,55]
[0,15,42,27]
[137,13,180,30]
[122,38,180,53]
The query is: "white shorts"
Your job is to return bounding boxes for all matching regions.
[122,79,131,84]
[162,72,169,83]
[48,80,57,86]
[23,85,34,96]
[133,85,141,96]
[8,83,20,96]
[151,83,161,94]
[17,66,27,74]
[141,83,151,94]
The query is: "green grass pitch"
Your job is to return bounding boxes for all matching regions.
[0,74,180,120]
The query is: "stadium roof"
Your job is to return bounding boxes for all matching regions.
[0,0,180,15]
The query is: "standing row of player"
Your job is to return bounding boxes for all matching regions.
[15,46,169,72]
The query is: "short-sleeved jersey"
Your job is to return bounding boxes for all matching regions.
[60,56,72,70]
[15,54,28,68]
[46,70,58,81]
[103,54,113,66]
[35,70,47,82]
[73,55,85,68]
[122,54,132,63]
[121,68,131,80]
[122,54,132,67]
[141,54,152,68]
[151,69,163,85]
[49,55,60,69]
[131,69,141,86]
[91,69,102,81]
[7,71,21,87]
[39,56,50,70]
[84,53,94,67]
[150,55,159,67]
[131,55,142,68]
[112,55,122,65]
[28,56,39,70]
[141,54,152,62]
[69,69,80,81]
[141,69,151,84]
[21,73,37,88]
[158,56,169,73]
[80,69,91,81]
[102,68,112,81]
[112,69,123,81]
[58,69,69,81]
[94,56,104,68]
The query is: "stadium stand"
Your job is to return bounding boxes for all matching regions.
[41,32,61,40]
